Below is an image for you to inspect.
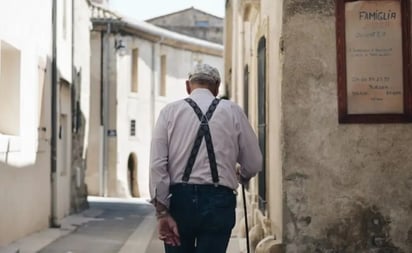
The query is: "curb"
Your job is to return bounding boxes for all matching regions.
[0,207,102,253]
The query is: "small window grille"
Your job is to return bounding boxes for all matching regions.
[130,120,136,136]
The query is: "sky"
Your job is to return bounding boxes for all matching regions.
[108,0,225,21]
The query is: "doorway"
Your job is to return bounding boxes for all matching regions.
[127,153,140,197]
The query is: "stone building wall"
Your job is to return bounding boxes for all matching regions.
[225,0,412,252]
[281,0,412,252]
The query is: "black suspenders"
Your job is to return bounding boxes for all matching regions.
[182,98,221,185]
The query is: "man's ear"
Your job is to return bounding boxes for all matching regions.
[186,80,191,95]
[212,82,220,96]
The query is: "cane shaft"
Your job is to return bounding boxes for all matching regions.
[242,184,250,253]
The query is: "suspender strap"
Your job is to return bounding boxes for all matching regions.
[182,98,220,184]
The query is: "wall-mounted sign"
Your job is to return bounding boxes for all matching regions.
[336,0,411,123]
[107,129,117,137]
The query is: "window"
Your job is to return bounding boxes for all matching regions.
[131,48,139,93]
[0,40,21,135]
[159,55,166,96]
[130,120,136,137]
[257,37,266,211]
[243,65,249,117]
[195,20,209,27]
[62,0,68,40]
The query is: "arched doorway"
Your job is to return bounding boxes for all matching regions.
[127,153,140,197]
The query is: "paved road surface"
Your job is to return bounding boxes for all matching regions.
[38,197,154,253]
[1,197,240,253]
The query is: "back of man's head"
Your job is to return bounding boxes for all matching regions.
[188,64,221,86]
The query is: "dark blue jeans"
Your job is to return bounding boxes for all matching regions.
[165,184,236,253]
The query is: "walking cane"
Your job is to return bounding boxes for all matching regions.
[241,183,251,253]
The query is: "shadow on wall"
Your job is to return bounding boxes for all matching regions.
[0,56,53,246]
[70,66,90,213]
[70,70,89,212]
[0,58,89,240]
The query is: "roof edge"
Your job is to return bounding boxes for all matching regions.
[145,6,224,22]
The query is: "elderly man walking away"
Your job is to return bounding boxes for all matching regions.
[149,63,262,253]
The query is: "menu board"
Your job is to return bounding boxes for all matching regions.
[345,1,403,114]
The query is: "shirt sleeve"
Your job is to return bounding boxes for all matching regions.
[235,106,263,179]
[149,108,171,208]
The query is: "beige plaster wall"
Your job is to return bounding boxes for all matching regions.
[86,32,103,196]
[55,84,72,221]
[261,0,284,241]
[0,155,50,246]
[281,1,412,252]
[230,0,284,246]
[106,35,118,197]
[0,0,51,246]
[115,36,154,198]
[57,0,73,83]
[0,0,74,245]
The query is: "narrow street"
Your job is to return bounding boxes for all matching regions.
[6,197,157,253]
[1,197,240,253]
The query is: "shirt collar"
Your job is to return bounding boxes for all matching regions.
[189,88,215,98]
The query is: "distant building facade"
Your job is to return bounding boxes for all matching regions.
[91,0,109,5]
[147,7,224,44]
[86,3,224,198]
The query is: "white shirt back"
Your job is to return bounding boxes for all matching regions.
[150,88,262,206]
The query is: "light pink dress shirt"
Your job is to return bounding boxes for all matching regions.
[149,88,262,207]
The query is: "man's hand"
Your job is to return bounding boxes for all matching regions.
[236,165,250,185]
[158,214,181,246]
[239,174,250,185]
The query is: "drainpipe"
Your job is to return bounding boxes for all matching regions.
[99,31,104,196]
[71,0,77,209]
[50,0,59,228]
